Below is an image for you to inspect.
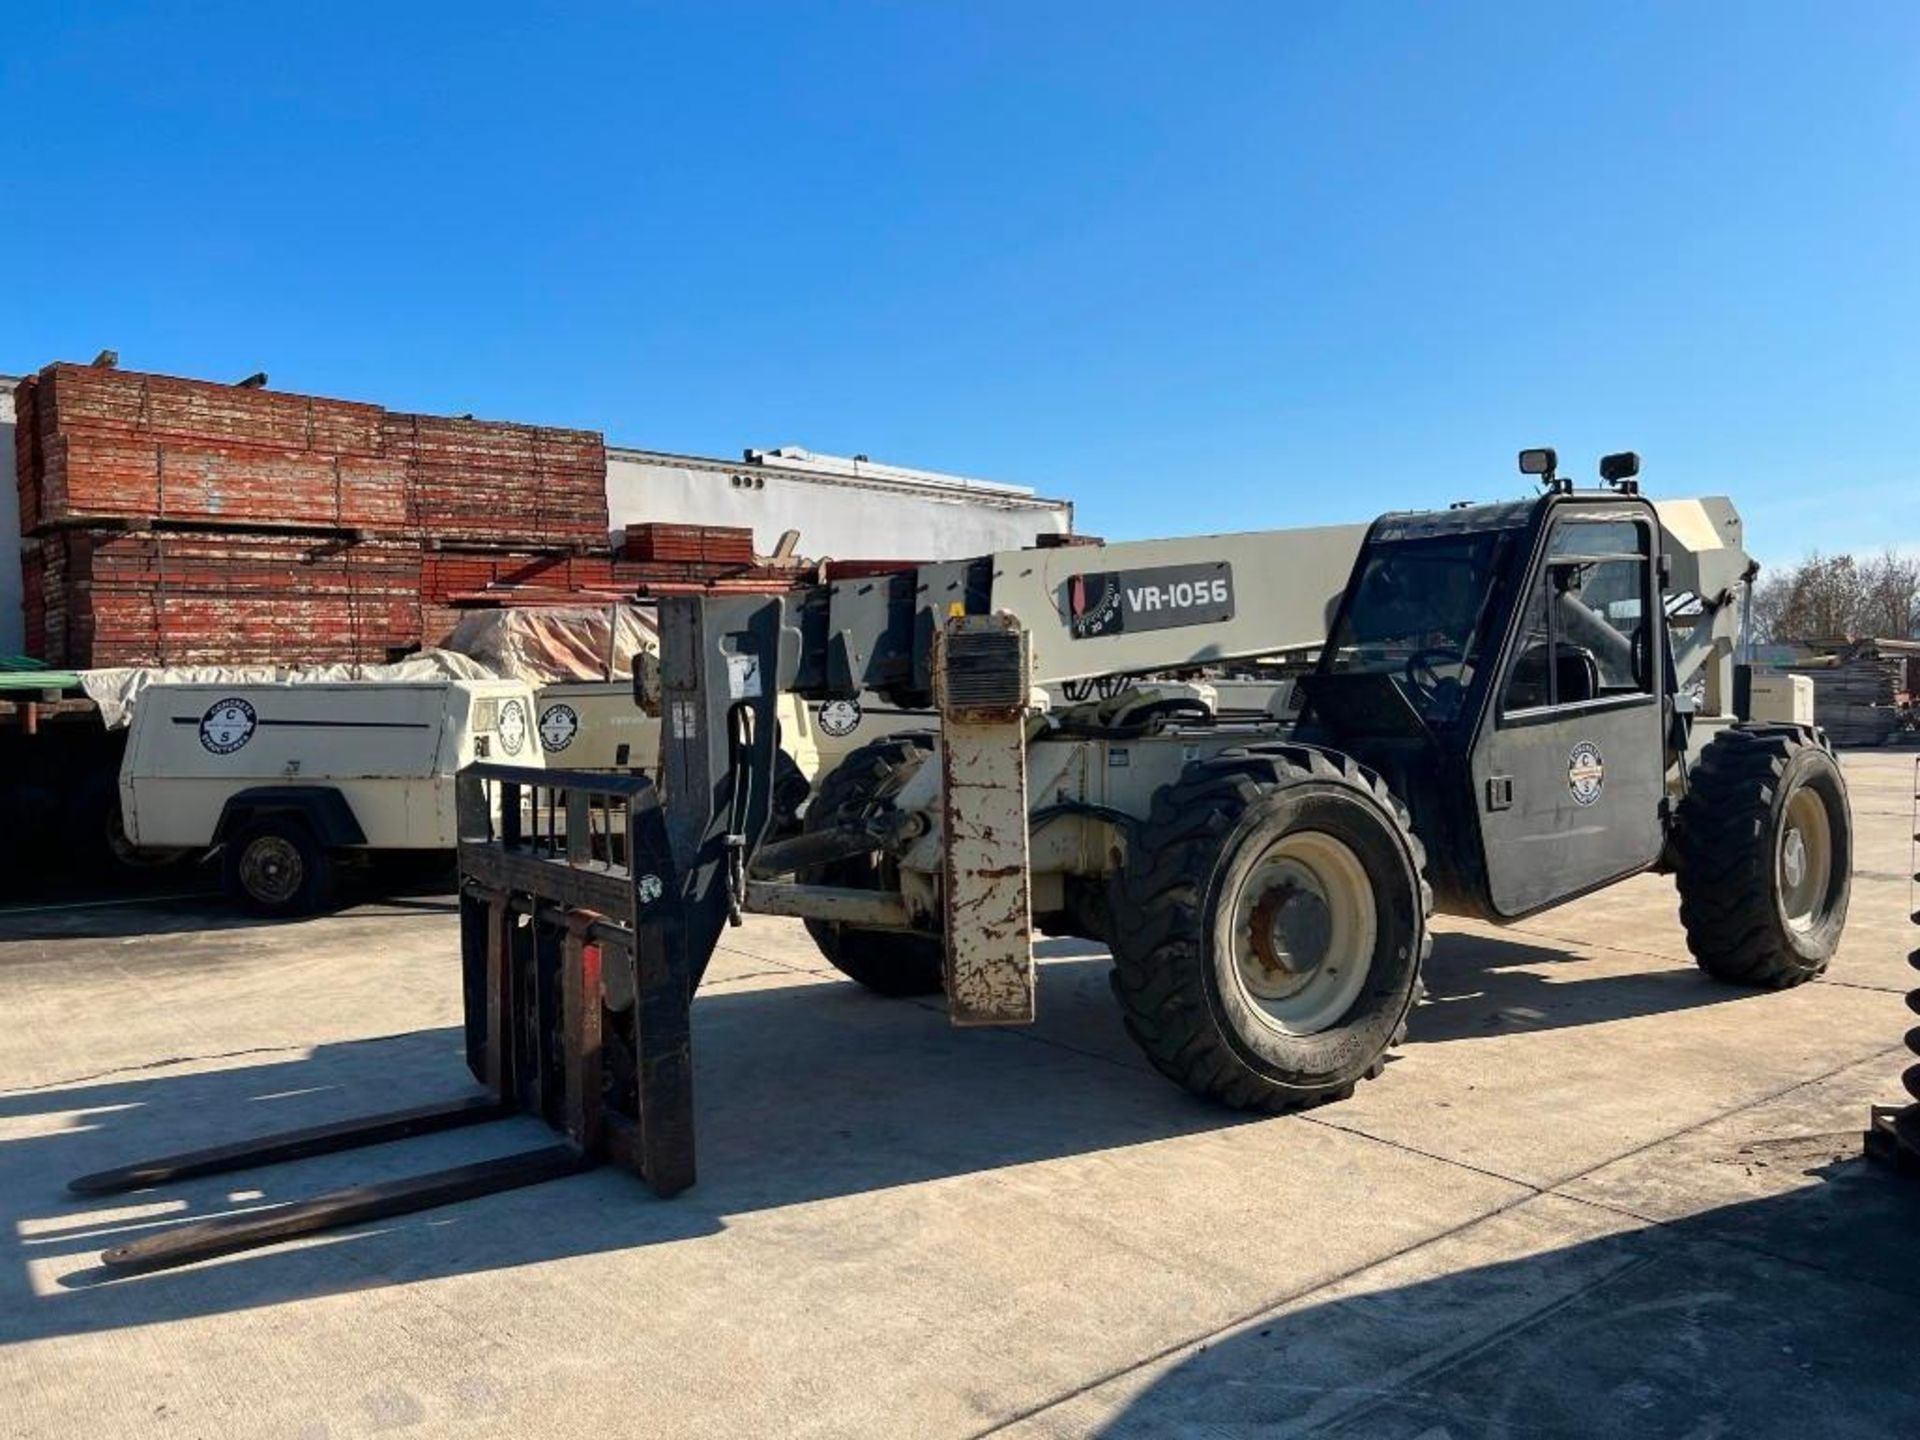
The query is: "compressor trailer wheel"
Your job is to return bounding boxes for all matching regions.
[1107,745,1431,1112]
[223,815,335,917]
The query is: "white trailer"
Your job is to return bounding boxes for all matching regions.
[121,678,543,913]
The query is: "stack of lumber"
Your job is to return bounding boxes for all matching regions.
[14,362,611,667]
[1787,642,1902,747]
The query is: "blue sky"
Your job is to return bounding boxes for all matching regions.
[3,3,1915,567]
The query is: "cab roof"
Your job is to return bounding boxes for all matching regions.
[1369,488,1650,545]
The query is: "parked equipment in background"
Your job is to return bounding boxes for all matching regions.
[1777,640,1907,748]
[120,678,545,914]
[76,454,1857,1274]
[1743,671,1815,726]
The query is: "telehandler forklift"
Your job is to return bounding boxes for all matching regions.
[75,450,1853,1271]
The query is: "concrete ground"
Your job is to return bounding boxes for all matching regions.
[1,750,1916,1440]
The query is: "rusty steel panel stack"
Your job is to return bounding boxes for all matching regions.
[619,522,757,566]
[385,413,606,545]
[417,551,623,642]
[432,522,798,615]
[32,531,424,668]
[14,362,611,667]
[16,364,397,530]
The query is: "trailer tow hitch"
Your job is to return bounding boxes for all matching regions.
[68,764,704,1273]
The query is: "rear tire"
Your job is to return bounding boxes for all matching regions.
[65,768,176,873]
[1107,744,1430,1112]
[799,733,945,996]
[1674,725,1851,987]
[223,816,336,917]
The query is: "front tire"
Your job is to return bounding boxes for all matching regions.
[799,733,945,996]
[223,816,336,917]
[1107,745,1430,1113]
[1674,725,1851,987]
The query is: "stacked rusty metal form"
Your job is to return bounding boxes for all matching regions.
[619,522,757,566]
[14,361,615,667]
[1866,757,1920,1175]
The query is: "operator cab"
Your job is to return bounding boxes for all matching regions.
[1297,450,1671,923]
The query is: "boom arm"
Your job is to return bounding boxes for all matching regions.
[816,522,1368,704]
[1653,496,1754,715]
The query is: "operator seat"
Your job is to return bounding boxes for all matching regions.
[1506,644,1600,709]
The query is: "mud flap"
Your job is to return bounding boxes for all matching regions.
[935,614,1035,1025]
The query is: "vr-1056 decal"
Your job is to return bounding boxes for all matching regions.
[1068,562,1235,639]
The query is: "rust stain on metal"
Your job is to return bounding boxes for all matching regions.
[939,713,1035,1026]
[934,611,1036,1026]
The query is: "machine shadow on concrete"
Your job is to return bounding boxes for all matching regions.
[0,868,461,943]
[1089,1156,1920,1439]
[1409,929,1763,1043]
[1,925,1768,1346]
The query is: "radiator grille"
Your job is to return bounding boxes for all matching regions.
[942,626,1026,714]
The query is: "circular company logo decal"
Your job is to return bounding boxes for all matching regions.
[1568,741,1605,806]
[1068,572,1124,637]
[817,697,863,739]
[539,703,579,752]
[199,697,258,755]
[498,698,528,756]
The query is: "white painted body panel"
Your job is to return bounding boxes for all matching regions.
[1749,672,1815,726]
[120,679,544,849]
[534,680,934,786]
[987,523,1368,687]
[533,681,662,771]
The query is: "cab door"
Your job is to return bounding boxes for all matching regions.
[1471,507,1667,917]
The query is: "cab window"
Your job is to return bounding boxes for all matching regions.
[1325,529,1508,725]
[1502,518,1652,712]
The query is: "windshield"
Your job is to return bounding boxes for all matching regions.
[1324,530,1510,723]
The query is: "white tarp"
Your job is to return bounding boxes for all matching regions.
[81,649,494,729]
[441,604,659,683]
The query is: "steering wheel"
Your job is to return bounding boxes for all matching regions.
[1404,646,1465,697]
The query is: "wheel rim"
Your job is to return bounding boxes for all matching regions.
[1778,786,1833,934]
[240,835,304,906]
[1227,830,1377,1035]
